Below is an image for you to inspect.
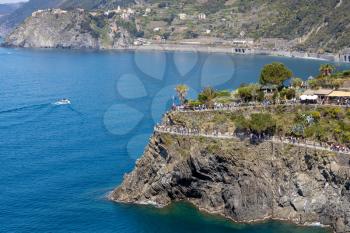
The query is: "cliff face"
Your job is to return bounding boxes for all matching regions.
[4,9,132,49]
[0,0,138,36]
[111,132,350,233]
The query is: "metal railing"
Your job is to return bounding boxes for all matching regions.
[154,125,350,155]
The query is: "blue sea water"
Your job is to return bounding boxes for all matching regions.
[1,46,349,233]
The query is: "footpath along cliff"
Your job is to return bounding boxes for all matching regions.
[110,108,350,233]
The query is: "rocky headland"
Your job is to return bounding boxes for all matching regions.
[110,108,350,233]
[3,9,132,49]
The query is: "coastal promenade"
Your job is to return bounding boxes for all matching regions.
[154,125,350,155]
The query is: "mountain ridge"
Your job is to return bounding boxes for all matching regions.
[2,0,350,53]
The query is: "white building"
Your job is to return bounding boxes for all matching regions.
[232,39,254,46]
[198,13,206,20]
[178,13,187,20]
[52,9,67,15]
[32,9,44,17]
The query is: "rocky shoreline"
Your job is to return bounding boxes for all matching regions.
[111,197,333,232]
[2,38,342,63]
[110,129,350,233]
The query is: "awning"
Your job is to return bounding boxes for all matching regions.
[314,89,333,95]
[327,91,350,97]
[302,89,333,96]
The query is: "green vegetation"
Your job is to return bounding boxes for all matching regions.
[185,63,298,106]
[175,84,189,105]
[236,84,263,102]
[198,87,217,108]
[319,64,335,77]
[169,105,350,146]
[291,77,303,88]
[172,62,350,147]
[182,63,350,107]
[2,0,350,52]
[307,64,350,90]
[232,112,276,135]
[259,62,293,87]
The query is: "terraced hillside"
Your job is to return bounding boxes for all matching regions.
[2,0,350,52]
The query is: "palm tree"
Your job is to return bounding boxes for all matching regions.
[319,64,335,77]
[291,77,303,88]
[175,84,189,105]
[198,87,217,108]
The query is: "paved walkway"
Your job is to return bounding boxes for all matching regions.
[174,103,350,113]
[154,127,350,155]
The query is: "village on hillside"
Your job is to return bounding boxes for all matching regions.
[28,2,350,63]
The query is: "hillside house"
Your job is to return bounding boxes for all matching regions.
[178,13,187,20]
[198,13,206,20]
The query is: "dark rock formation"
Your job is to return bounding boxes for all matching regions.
[110,132,350,233]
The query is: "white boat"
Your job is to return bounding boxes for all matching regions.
[54,99,71,105]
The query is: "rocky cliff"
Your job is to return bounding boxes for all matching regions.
[110,131,350,233]
[0,0,138,36]
[3,9,133,49]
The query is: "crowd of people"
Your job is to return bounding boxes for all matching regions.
[172,99,350,113]
[172,102,276,112]
[154,124,350,155]
[329,143,350,153]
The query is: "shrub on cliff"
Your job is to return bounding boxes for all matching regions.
[248,113,276,135]
[198,87,217,108]
[279,88,296,100]
[236,84,262,102]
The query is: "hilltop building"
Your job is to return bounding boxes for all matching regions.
[232,38,254,46]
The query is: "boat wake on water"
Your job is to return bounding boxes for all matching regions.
[0,99,83,128]
[0,103,52,128]
[0,103,51,115]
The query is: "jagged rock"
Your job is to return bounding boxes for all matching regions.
[110,132,350,233]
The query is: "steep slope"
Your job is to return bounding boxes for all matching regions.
[4,9,133,49]
[110,107,350,233]
[0,0,136,36]
[0,0,64,36]
[111,132,350,233]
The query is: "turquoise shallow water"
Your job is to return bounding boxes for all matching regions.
[1,47,349,233]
